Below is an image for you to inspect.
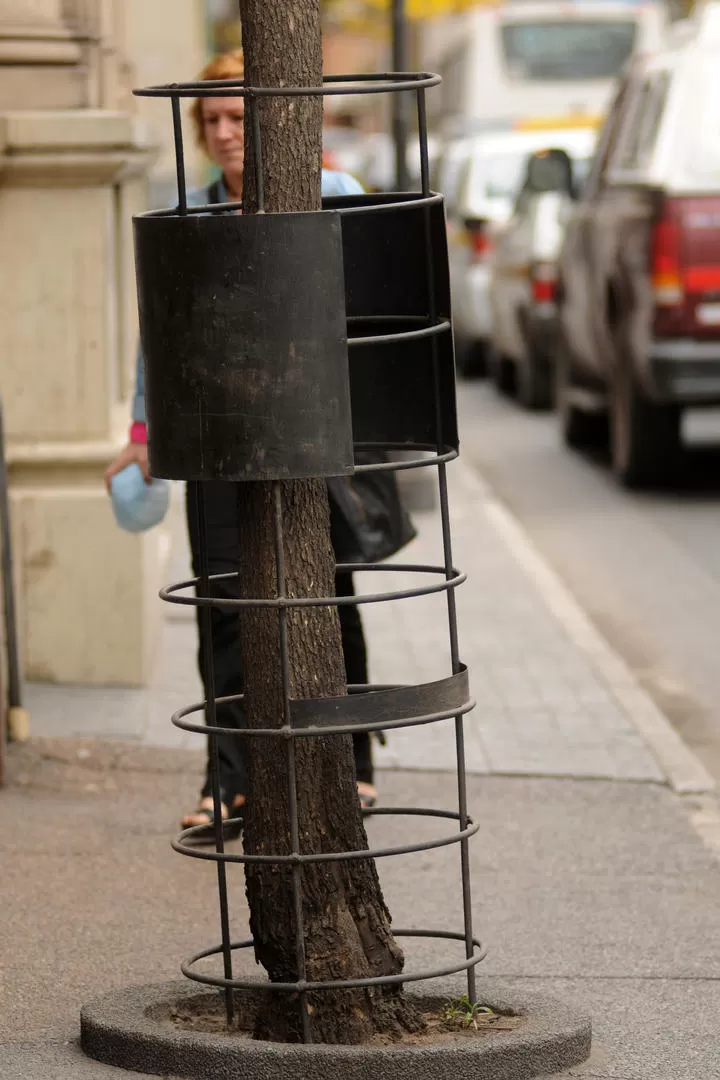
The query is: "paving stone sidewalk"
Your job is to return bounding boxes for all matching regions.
[5,461,720,1080]
[25,461,665,785]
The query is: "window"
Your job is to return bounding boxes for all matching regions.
[616,73,669,171]
[688,67,720,179]
[501,20,637,82]
[582,77,634,198]
[570,157,593,198]
[467,151,530,205]
[438,146,472,213]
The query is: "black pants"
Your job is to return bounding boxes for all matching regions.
[186,481,373,803]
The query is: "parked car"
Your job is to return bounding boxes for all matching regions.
[489,131,597,407]
[442,125,595,376]
[556,4,720,487]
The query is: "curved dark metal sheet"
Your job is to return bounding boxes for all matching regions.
[323,193,450,318]
[289,664,469,729]
[133,211,353,481]
[323,192,458,451]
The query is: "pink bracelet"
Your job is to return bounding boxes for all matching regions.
[129,422,148,444]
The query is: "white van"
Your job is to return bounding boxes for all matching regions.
[431,1,667,133]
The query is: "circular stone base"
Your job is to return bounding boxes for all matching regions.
[81,981,591,1080]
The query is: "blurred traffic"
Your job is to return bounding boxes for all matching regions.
[319,0,720,795]
[391,0,719,493]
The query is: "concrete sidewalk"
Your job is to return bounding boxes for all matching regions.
[2,459,720,1079]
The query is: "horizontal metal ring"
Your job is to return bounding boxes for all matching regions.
[159,563,465,610]
[135,190,443,220]
[173,807,479,865]
[352,447,457,473]
[171,696,475,740]
[134,71,441,99]
[181,928,485,994]
[136,200,243,219]
[330,191,443,215]
[348,319,451,347]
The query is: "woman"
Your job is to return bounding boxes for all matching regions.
[105,50,377,838]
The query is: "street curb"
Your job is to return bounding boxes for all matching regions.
[451,460,716,797]
[80,980,591,1080]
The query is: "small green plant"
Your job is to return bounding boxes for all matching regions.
[442,995,495,1030]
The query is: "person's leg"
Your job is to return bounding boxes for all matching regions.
[335,570,374,793]
[185,481,247,820]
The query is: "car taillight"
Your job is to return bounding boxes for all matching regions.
[531,262,557,305]
[685,266,720,292]
[465,218,494,263]
[651,204,683,306]
[651,195,720,336]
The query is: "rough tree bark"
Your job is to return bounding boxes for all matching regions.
[236,0,423,1047]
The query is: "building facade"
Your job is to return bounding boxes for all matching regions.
[0,0,206,688]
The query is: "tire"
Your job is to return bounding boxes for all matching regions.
[456,340,487,380]
[610,360,680,489]
[556,348,608,450]
[517,351,554,411]
[489,345,515,396]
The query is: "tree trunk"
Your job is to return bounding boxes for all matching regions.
[236,0,422,1045]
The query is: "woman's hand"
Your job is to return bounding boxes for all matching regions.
[104,441,151,493]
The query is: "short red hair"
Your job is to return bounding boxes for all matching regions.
[189,49,245,153]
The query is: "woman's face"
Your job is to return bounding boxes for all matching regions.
[202,96,245,174]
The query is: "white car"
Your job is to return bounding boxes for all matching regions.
[489,128,597,407]
[441,125,597,376]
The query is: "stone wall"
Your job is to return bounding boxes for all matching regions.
[0,0,206,687]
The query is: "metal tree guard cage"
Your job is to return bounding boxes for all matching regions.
[132,70,485,1042]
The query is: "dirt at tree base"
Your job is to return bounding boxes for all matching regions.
[154,993,522,1047]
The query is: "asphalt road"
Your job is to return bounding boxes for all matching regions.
[457,379,720,786]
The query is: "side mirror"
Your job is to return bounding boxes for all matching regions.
[524,148,574,198]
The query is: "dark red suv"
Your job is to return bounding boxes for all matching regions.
[556,14,720,487]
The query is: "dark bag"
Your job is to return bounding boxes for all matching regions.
[328,451,416,565]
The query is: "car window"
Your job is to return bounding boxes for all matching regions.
[582,76,633,198]
[501,20,637,81]
[512,152,593,212]
[436,144,471,213]
[571,156,593,198]
[616,72,669,170]
[636,73,669,167]
[467,151,528,205]
[688,67,720,179]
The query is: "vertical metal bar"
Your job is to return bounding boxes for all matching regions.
[171,95,188,215]
[438,466,476,1003]
[0,400,21,712]
[417,88,430,198]
[391,0,410,191]
[193,480,235,1025]
[417,83,477,1000]
[272,482,311,1043]
[248,93,266,214]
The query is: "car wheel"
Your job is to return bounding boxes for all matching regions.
[489,345,515,395]
[610,360,680,489]
[456,340,487,380]
[556,348,607,450]
[517,351,554,411]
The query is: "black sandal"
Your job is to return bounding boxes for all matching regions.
[180,800,244,845]
[357,782,377,813]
